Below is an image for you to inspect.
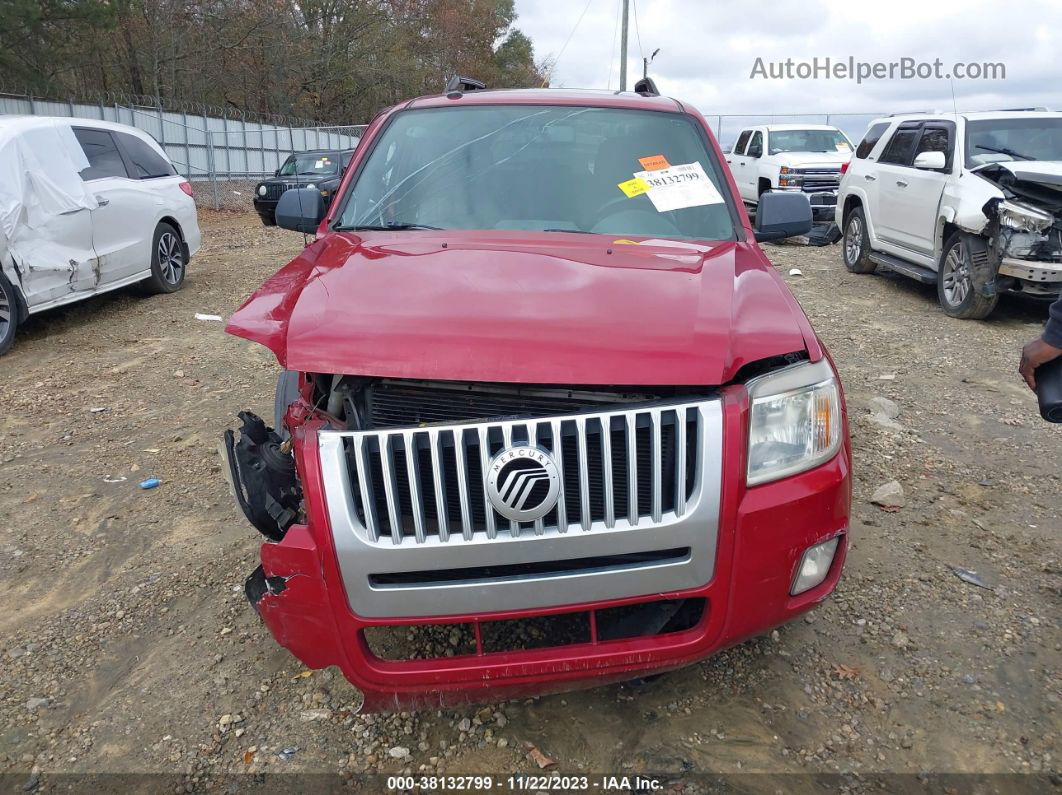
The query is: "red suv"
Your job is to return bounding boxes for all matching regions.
[221,85,851,711]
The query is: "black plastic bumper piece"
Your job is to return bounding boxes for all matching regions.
[222,411,302,542]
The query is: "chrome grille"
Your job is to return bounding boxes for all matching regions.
[796,167,842,193]
[333,401,707,546]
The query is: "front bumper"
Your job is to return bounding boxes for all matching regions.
[240,382,852,711]
[998,257,1062,297]
[253,198,278,216]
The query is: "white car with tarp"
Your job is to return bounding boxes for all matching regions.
[0,116,201,354]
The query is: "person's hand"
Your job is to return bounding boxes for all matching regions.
[1019,337,1062,390]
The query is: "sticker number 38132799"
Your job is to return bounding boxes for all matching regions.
[630,162,725,213]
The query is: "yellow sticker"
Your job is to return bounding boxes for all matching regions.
[639,154,671,171]
[612,239,639,245]
[617,177,650,198]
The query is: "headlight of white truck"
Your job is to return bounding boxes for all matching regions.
[747,359,841,486]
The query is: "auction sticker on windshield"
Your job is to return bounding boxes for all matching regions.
[630,162,724,212]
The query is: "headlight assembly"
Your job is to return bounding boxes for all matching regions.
[747,359,841,486]
[997,200,1054,233]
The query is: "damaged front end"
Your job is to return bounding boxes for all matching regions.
[975,164,1062,299]
[220,411,303,610]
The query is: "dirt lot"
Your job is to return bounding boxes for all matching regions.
[0,211,1058,790]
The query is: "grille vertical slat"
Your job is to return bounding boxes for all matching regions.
[338,399,710,545]
[428,429,450,542]
[452,429,474,541]
[402,431,427,544]
[380,435,403,545]
[674,411,687,517]
[501,425,520,537]
[532,422,546,536]
[575,416,591,532]
[626,413,639,526]
[601,418,615,528]
[353,436,380,542]
[477,426,497,540]
[550,418,569,533]
[650,409,663,524]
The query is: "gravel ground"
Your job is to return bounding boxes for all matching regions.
[0,212,1058,789]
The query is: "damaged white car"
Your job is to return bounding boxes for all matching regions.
[0,116,201,354]
[837,110,1062,319]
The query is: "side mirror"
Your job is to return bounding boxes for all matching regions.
[273,169,280,177]
[747,145,762,158]
[754,191,813,242]
[275,187,326,233]
[913,151,946,170]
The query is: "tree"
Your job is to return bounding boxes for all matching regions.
[0,0,547,124]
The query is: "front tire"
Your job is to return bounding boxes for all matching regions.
[937,233,998,319]
[274,370,300,440]
[842,207,876,273]
[0,271,19,356]
[258,213,276,227]
[142,222,187,295]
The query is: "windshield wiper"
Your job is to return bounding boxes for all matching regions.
[336,222,444,231]
[976,144,1035,161]
[542,228,594,234]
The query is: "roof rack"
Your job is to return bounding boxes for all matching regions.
[633,76,659,97]
[445,75,486,95]
[887,107,1049,117]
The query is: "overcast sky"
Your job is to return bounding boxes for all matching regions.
[512,0,1059,141]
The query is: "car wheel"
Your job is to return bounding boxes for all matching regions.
[259,213,277,227]
[0,271,19,356]
[142,222,187,295]
[842,207,876,273]
[937,233,998,319]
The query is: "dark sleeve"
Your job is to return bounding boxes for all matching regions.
[1046,293,1062,348]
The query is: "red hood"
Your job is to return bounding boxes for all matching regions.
[226,231,818,385]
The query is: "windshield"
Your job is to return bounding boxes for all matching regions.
[768,129,852,155]
[966,118,1062,167]
[278,153,339,177]
[336,105,738,241]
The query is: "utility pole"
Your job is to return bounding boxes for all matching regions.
[619,0,629,92]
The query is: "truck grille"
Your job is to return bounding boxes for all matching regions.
[263,183,287,200]
[336,401,706,545]
[797,168,841,193]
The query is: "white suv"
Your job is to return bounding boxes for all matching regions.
[726,124,854,222]
[837,110,1062,319]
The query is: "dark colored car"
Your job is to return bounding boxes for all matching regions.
[253,148,357,226]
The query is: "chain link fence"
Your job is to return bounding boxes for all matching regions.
[0,89,366,210]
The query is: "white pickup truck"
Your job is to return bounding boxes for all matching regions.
[726,124,854,222]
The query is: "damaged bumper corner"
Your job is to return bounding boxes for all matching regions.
[220,411,302,542]
[972,183,1062,299]
[250,525,344,671]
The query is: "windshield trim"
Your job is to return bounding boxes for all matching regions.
[329,103,745,243]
